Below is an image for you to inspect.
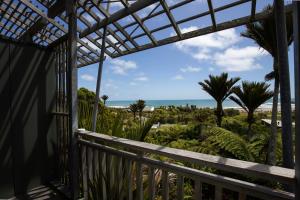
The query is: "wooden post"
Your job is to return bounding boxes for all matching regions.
[91,25,107,132]
[274,0,294,169]
[91,1,110,132]
[293,2,300,199]
[66,0,79,198]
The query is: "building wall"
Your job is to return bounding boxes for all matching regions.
[0,38,58,198]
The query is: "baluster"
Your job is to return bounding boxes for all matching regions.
[238,191,246,200]
[81,145,88,200]
[215,185,222,200]
[162,170,169,200]
[116,156,123,198]
[148,167,155,200]
[88,146,93,183]
[86,146,90,197]
[106,153,112,199]
[99,151,107,200]
[194,179,202,200]
[126,160,133,200]
[93,148,98,178]
[136,153,144,200]
[177,175,184,200]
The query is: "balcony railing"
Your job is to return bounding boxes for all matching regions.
[76,129,295,200]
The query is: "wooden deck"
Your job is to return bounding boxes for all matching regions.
[9,185,67,200]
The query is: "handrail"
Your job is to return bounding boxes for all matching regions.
[78,138,294,200]
[76,129,295,185]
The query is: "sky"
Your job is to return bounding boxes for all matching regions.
[78,0,296,101]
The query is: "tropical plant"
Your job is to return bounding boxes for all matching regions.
[241,5,293,165]
[206,127,254,161]
[129,103,138,120]
[198,73,240,127]
[101,94,109,105]
[230,81,273,135]
[136,99,146,121]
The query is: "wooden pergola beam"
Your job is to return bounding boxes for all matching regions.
[251,0,257,21]
[79,0,159,38]
[48,0,66,18]
[84,0,139,48]
[120,0,157,45]
[207,0,217,30]
[160,0,182,38]
[113,0,251,48]
[110,4,292,58]
[19,17,48,40]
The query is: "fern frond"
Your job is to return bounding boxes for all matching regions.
[206,127,254,161]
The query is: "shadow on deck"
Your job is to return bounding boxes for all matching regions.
[10,185,68,200]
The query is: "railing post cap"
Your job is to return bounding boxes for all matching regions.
[77,128,86,133]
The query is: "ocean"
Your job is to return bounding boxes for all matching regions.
[107,99,256,109]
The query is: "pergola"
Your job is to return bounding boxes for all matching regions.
[0,0,300,199]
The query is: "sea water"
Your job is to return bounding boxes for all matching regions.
[106,99,260,109]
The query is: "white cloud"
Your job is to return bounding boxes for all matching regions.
[214,46,267,72]
[172,74,184,80]
[174,27,267,72]
[110,59,137,75]
[130,82,137,86]
[180,66,201,73]
[81,74,95,81]
[175,27,240,53]
[105,83,118,89]
[135,76,149,81]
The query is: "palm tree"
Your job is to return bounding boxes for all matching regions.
[136,100,146,121]
[241,5,293,165]
[101,95,109,105]
[129,103,138,120]
[230,82,273,135]
[199,73,240,127]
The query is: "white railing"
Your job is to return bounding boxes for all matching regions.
[76,129,295,200]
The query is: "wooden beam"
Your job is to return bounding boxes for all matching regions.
[207,0,217,30]
[48,0,66,18]
[274,0,294,171]
[293,1,300,199]
[19,0,65,41]
[19,17,48,40]
[83,0,139,48]
[121,0,157,45]
[92,26,108,132]
[108,4,292,58]
[113,0,252,48]
[66,0,79,199]
[79,0,159,38]
[160,0,182,38]
[251,0,257,21]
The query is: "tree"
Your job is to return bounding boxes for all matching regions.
[101,95,109,105]
[129,103,138,120]
[198,73,240,127]
[136,99,146,121]
[230,82,273,135]
[241,5,293,165]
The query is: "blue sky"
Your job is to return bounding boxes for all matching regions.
[78,0,295,100]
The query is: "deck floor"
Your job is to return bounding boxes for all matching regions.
[10,185,67,200]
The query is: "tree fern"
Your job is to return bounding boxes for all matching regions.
[206,127,254,161]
